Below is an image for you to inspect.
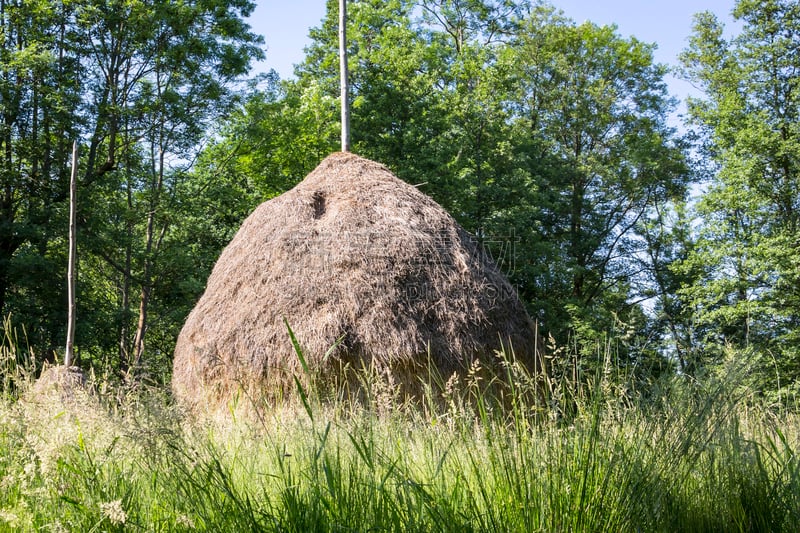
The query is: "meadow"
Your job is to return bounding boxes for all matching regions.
[0,340,798,532]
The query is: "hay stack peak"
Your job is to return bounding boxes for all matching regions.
[173,152,537,414]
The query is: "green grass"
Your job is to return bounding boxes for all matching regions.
[0,348,798,532]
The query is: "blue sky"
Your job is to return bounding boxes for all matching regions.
[247,0,739,104]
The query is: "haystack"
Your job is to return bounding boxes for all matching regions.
[24,364,93,413]
[29,365,87,401]
[173,152,538,414]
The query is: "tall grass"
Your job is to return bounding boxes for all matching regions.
[0,340,797,532]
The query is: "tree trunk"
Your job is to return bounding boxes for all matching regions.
[131,225,156,370]
[570,176,586,299]
[131,276,150,369]
[118,216,132,371]
[131,147,166,369]
[0,183,18,319]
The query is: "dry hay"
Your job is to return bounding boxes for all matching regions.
[28,365,87,402]
[22,364,98,420]
[173,152,539,415]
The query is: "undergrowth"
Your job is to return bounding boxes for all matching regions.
[0,339,797,532]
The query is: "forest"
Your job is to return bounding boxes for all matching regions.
[0,0,798,401]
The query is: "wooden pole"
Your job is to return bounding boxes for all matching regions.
[65,141,78,367]
[339,0,350,152]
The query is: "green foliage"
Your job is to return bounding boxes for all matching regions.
[0,0,264,376]
[506,7,689,344]
[678,0,800,386]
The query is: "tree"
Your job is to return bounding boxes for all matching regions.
[679,0,800,386]
[508,6,689,350]
[78,0,263,374]
[637,199,703,374]
[0,0,82,354]
[0,0,263,373]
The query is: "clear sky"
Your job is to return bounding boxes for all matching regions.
[247,0,739,104]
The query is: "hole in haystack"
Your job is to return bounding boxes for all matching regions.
[312,191,326,219]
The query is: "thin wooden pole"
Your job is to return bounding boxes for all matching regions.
[339,0,350,152]
[65,141,78,367]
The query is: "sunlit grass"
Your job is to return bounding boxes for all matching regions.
[0,343,797,532]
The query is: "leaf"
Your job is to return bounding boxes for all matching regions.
[284,317,309,375]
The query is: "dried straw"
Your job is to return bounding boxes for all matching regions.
[172,152,538,414]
